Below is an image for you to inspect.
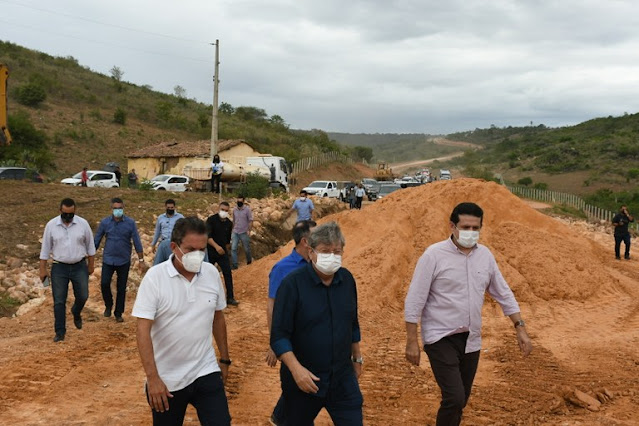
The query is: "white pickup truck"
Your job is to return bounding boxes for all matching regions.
[302,180,340,198]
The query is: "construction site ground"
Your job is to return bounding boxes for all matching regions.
[1,178,638,425]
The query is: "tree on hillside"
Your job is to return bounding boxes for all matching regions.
[109,66,124,92]
[174,85,187,105]
[235,106,267,122]
[269,114,287,128]
[219,102,234,115]
[351,145,373,162]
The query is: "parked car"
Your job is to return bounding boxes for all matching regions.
[376,184,401,200]
[302,180,340,198]
[337,181,357,202]
[368,182,382,201]
[440,169,452,180]
[61,170,120,188]
[361,178,378,195]
[150,174,190,192]
[0,166,26,180]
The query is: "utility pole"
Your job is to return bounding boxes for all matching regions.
[210,39,220,158]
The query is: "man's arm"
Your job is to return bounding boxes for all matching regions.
[132,221,144,259]
[94,220,105,249]
[39,224,52,282]
[136,318,173,412]
[84,222,96,275]
[405,322,421,366]
[508,312,532,357]
[265,297,278,367]
[279,351,320,394]
[151,218,162,248]
[213,310,230,383]
[404,252,435,366]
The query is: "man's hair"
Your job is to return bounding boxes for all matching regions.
[450,202,483,225]
[111,197,124,206]
[237,195,245,201]
[307,221,345,249]
[171,217,207,246]
[60,198,75,208]
[293,220,317,245]
[300,190,308,195]
[165,199,176,206]
[220,201,230,207]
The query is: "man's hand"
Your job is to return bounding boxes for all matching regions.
[137,260,145,271]
[152,245,157,253]
[266,348,278,367]
[405,339,421,366]
[220,363,229,384]
[216,246,225,256]
[147,374,173,413]
[39,271,48,283]
[353,362,363,379]
[88,264,95,275]
[516,328,533,357]
[291,365,320,394]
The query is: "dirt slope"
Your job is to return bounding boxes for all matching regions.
[1,179,638,425]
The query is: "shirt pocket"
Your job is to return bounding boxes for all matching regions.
[473,269,491,292]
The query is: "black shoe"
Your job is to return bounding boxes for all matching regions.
[104,307,112,317]
[53,334,65,342]
[227,298,239,306]
[616,256,621,260]
[231,265,238,270]
[115,316,124,323]
[73,316,83,330]
[247,260,252,265]
[625,255,630,260]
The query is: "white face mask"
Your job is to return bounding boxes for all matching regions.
[218,210,229,219]
[456,229,480,248]
[177,247,206,273]
[300,196,307,201]
[313,251,342,275]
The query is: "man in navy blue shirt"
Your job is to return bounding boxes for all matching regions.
[266,220,316,425]
[95,197,144,322]
[271,222,363,426]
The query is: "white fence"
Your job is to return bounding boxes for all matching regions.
[506,184,638,231]
[290,151,353,177]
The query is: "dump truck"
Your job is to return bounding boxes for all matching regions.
[0,64,12,146]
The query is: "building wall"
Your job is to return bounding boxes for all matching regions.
[127,158,162,180]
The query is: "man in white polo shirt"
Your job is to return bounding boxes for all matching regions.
[133,216,231,426]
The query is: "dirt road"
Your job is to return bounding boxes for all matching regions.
[1,179,638,425]
[390,152,465,172]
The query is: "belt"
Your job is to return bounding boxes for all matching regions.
[52,259,85,265]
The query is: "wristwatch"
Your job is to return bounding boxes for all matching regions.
[514,320,526,329]
[219,358,232,365]
[351,356,364,364]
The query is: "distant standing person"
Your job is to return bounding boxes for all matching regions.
[291,190,314,222]
[206,201,237,306]
[133,217,231,425]
[153,238,209,266]
[348,186,356,209]
[211,154,224,193]
[80,167,89,187]
[39,198,96,342]
[128,169,138,188]
[405,202,532,426]
[355,184,365,210]
[151,199,185,253]
[94,197,145,323]
[231,196,253,269]
[612,205,634,260]
[114,166,122,186]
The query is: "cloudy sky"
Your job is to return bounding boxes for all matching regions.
[3,0,639,134]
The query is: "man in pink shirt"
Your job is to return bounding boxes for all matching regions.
[404,202,532,426]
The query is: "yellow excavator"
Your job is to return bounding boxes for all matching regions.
[1,64,12,146]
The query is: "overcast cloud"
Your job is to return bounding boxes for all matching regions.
[3,0,639,133]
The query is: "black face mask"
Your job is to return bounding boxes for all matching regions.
[166,209,175,216]
[236,201,244,208]
[61,212,75,223]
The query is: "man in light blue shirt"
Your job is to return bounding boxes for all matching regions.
[151,199,184,252]
[291,190,314,222]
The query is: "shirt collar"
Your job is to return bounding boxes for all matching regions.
[290,248,306,264]
[447,235,478,254]
[166,254,181,278]
[306,263,342,286]
[56,215,77,226]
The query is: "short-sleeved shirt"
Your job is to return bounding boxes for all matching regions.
[268,248,307,298]
[132,256,226,392]
[211,161,225,175]
[355,188,365,197]
[292,198,314,222]
[232,206,253,234]
[153,239,209,266]
[40,215,96,263]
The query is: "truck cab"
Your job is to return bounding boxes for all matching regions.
[302,180,340,198]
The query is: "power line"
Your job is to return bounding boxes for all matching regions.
[0,0,208,45]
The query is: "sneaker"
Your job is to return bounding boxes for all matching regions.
[73,316,83,330]
[104,307,112,317]
[227,298,239,306]
[53,334,65,342]
[115,316,124,323]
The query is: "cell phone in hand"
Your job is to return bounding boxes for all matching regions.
[42,276,50,287]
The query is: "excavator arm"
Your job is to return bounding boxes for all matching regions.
[0,64,12,146]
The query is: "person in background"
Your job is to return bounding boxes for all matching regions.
[206,201,237,306]
[128,169,138,188]
[291,190,314,222]
[94,197,145,323]
[151,199,184,253]
[612,205,634,260]
[355,184,365,210]
[348,186,356,210]
[231,196,253,270]
[211,154,224,194]
[266,220,316,426]
[153,238,208,265]
[80,167,89,187]
[404,202,532,426]
[114,166,122,186]
[39,198,96,342]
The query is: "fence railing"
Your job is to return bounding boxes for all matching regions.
[290,151,353,177]
[505,184,638,231]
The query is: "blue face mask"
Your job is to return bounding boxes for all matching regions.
[113,208,124,218]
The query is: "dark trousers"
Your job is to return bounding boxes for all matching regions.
[356,196,363,209]
[147,372,230,426]
[209,253,234,300]
[101,262,130,317]
[282,372,363,426]
[614,233,631,258]
[271,393,285,424]
[51,260,89,336]
[424,332,480,426]
[211,174,221,193]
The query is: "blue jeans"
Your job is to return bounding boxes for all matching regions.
[51,260,89,336]
[231,232,252,268]
[615,233,631,258]
[101,262,130,317]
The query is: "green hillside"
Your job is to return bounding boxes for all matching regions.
[0,40,344,178]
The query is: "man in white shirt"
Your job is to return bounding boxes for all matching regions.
[133,216,231,425]
[39,198,96,342]
[355,184,366,209]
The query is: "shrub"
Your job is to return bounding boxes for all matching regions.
[533,182,548,190]
[15,83,47,106]
[517,177,533,186]
[113,108,127,125]
[238,172,269,199]
[138,179,155,191]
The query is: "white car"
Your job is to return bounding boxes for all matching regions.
[302,180,340,198]
[151,174,190,191]
[61,170,119,188]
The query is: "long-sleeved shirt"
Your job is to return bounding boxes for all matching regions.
[40,215,96,263]
[94,215,143,266]
[232,206,253,234]
[404,237,520,353]
[151,212,185,246]
[271,264,360,396]
[268,248,307,298]
[612,212,634,236]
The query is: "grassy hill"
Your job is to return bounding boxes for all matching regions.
[0,41,343,179]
